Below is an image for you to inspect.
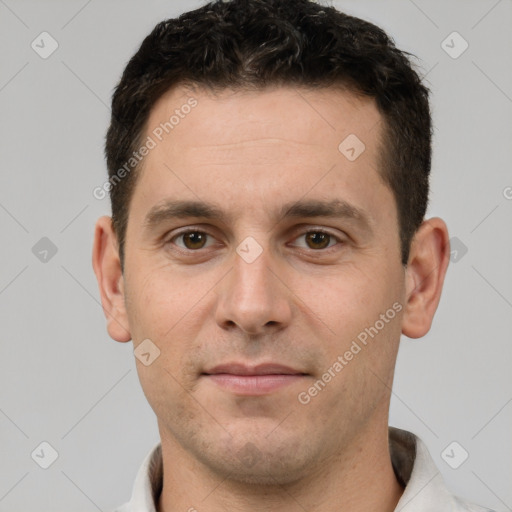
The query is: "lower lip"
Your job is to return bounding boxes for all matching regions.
[205,374,305,395]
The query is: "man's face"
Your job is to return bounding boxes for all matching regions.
[121,85,406,483]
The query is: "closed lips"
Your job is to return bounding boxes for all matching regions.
[203,363,307,376]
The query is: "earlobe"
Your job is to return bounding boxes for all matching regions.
[92,216,132,343]
[401,217,450,339]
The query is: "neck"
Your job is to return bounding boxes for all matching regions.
[157,422,404,512]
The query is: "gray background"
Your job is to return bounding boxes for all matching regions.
[0,0,511,510]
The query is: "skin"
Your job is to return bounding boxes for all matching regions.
[93,85,450,512]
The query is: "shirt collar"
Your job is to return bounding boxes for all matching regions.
[123,440,162,512]
[120,427,488,512]
[389,426,454,511]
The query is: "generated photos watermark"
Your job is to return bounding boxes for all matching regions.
[93,97,198,200]
[298,301,403,405]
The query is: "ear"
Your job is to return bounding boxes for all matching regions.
[401,217,450,339]
[92,216,131,342]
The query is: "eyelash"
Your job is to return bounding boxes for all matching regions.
[165,227,344,253]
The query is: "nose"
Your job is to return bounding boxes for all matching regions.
[214,242,292,336]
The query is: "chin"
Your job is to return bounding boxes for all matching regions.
[194,433,316,486]
[213,454,313,486]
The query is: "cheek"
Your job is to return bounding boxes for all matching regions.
[126,264,204,340]
[126,264,215,387]
[293,268,381,333]
[293,263,404,366]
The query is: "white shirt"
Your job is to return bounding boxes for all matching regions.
[114,427,494,512]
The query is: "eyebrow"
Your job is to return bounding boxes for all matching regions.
[143,198,373,233]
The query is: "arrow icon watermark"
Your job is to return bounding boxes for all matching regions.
[134,339,161,366]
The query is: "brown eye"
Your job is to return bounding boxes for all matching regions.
[289,229,341,251]
[174,231,210,250]
[304,231,332,250]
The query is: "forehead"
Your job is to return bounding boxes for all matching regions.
[130,84,392,231]
[146,84,381,154]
